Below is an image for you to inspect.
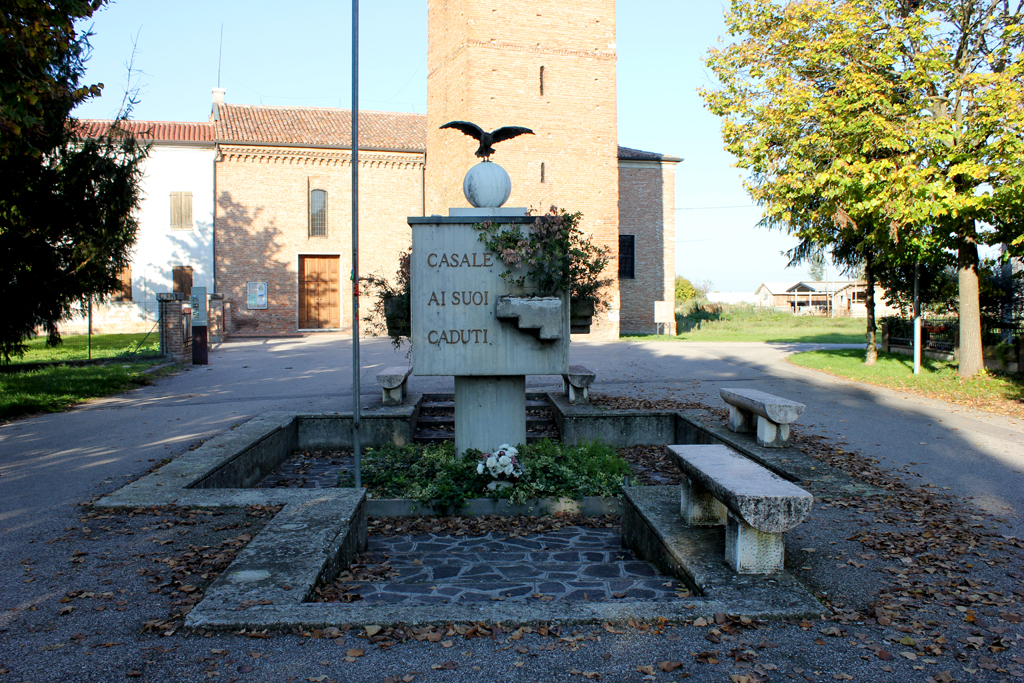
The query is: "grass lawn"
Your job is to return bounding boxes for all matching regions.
[14,332,160,364]
[623,306,868,343]
[789,348,1024,419]
[0,361,165,421]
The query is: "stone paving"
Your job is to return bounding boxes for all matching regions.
[256,450,353,488]
[337,527,691,605]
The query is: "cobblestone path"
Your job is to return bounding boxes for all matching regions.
[348,527,689,605]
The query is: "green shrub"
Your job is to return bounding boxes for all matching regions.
[343,440,629,511]
[675,276,696,303]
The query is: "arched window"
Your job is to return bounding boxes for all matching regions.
[310,189,327,237]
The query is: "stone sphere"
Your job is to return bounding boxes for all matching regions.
[463,162,512,208]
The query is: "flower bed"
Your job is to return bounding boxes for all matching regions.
[343,440,629,512]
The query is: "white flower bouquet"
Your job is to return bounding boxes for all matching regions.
[477,444,523,481]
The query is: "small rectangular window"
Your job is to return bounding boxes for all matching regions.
[310,189,327,237]
[618,235,635,279]
[113,266,132,302]
[170,191,193,230]
[540,162,545,183]
[173,265,193,297]
[539,65,545,96]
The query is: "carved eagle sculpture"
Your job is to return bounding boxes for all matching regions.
[440,121,535,160]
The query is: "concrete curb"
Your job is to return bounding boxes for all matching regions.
[92,404,855,630]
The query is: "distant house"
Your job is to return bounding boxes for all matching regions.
[754,281,899,317]
[62,120,217,335]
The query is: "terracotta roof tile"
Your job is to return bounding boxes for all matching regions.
[75,119,216,142]
[214,104,426,150]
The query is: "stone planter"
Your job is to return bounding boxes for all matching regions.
[383,295,410,337]
[570,298,596,334]
[495,295,564,341]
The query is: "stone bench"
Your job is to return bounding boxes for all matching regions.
[377,366,413,406]
[562,365,595,405]
[720,388,805,448]
[666,444,813,574]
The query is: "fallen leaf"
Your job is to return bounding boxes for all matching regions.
[364,625,382,637]
[658,661,683,672]
[430,661,457,670]
[346,649,364,658]
[636,665,655,675]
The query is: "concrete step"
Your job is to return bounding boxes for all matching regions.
[413,430,554,444]
[416,415,552,427]
[419,399,551,411]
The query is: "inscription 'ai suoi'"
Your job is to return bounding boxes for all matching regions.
[427,291,490,306]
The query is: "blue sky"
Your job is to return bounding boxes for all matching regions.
[73,0,812,293]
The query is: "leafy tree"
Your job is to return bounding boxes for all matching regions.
[675,276,697,302]
[693,279,715,299]
[1,1,146,362]
[806,250,826,281]
[703,0,1024,376]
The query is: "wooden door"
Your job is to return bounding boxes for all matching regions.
[298,256,341,329]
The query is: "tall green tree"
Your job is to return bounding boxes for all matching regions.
[1,1,147,362]
[703,0,1024,376]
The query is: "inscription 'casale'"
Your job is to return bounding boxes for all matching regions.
[427,252,494,268]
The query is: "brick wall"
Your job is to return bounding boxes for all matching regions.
[215,146,424,335]
[426,0,621,339]
[618,159,678,335]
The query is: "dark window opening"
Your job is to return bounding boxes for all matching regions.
[310,189,327,237]
[173,266,193,297]
[618,235,635,279]
[539,65,545,96]
[541,162,545,183]
[113,266,132,302]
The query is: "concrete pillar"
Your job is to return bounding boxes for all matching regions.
[727,405,754,434]
[454,376,526,455]
[756,416,791,448]
[680,478,726,526]
[725,512,785,574]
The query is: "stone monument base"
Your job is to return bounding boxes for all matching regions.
[454,375,526,454]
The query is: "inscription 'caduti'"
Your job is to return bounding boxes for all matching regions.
[427,252,494,268]
[427,291,489,306]
[428,329,489,344]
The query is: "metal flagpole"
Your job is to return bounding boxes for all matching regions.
[913,260,921,375]
[352,0,362,489]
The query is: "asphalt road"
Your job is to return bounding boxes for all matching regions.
[1,334,1022,683]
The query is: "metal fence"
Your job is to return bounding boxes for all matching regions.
[883,316,1022,352]
[13,300,164,365]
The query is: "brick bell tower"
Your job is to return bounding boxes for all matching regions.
[425,0,621,338]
